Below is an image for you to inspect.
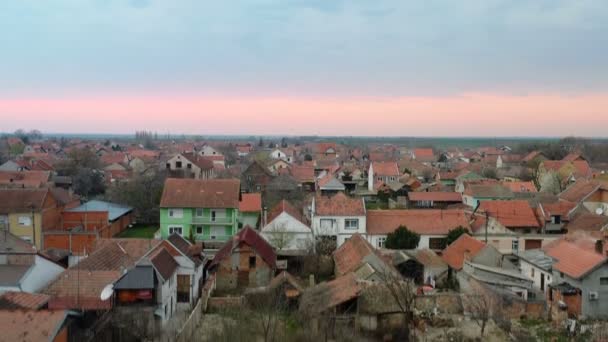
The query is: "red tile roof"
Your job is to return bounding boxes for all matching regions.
[314,193,365,216]
[210,226,276,268]
[559,179,602,203]
[408,192,462,202]
[267,200,306,225]
[0,291,50,310]
[544,239,607,279]
[540,201,576,221]
[479,200,541,228]
[367,209,470,235]
[372,162,400,177]
[502,181,537,193]
[441,234,486,270]
[299,272,361,315]
[0,309,68,342]
[45,270,121,310]
[0,171,51,188]
[160,178,240,208]
[239,193,262,213]
[290,166,315,183]
[333,234,376,276]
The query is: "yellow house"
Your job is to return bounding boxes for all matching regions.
[0,188,61,250]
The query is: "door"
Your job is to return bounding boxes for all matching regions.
[177,275,191,303]
[540,273,545,292]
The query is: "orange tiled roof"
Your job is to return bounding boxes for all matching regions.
[544,239,606,279]
[372,161,400,176]
[367,209,470,235]
[0,291,50,310]
[239,193,262,212]
[314,193,365,216]
[0,309,68,341]
[442,234,486,270]
[333,234,375,276]
[502,181,537,193]
[479,200,541,228]
[408,191,462,202]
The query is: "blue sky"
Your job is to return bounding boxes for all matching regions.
[1,0,607,97]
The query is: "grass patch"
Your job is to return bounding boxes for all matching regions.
[117,224,158,238]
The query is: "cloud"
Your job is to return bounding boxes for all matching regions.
[0,1,606,97]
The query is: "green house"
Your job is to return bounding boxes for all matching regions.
[160,178,242,242]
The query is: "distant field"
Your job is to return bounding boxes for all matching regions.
[117,225,158,239]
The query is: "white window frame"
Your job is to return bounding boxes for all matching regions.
[195,225,203,235]
[169,208,183,218]
[377,237,387,248]
[320,219,334,230]
[168,226,183,236]
[512,239,519,252]
[195,208,204,217]
[344,219,359,230]
[18,216,32,226]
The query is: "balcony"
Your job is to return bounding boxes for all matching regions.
[196,234,232,242]
[191,216,234,225]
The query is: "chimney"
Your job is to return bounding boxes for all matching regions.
[596,240,604,255]
[262,207,268,227]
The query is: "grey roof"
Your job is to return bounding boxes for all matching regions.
[66,200,133,221]
[0,265,31,286]
[518,249,554,271]
[319,177,346,191]
[0,232,37,254]
[114,266,155,290]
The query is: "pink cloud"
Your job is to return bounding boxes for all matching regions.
[0,92,606,136]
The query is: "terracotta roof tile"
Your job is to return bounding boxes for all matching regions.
[544,239,606,279]
[0,309,68,342]
[210,226,276,268]
[160,178,240,208]
[333,234,376,276]
[267,200,305,225]
[314,193,365,216]
[479,200,541,228]
[239,193,262,212]
[367,209,470,235]
[371,162,400,177]
[441,234,486,270]
[502,181,537,193]
[559,179,601,203]
[0,292,50,310]
[299,273,361,315]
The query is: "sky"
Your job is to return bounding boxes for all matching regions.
[0,0,607,136]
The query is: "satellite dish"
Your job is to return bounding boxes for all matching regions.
[100,284,114,301]
[596,208,605,216]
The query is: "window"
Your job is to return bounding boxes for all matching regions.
[249,256,256,268]
[195,226,203,234]
[601,277,608,285]
[166,163,170,169]
[18,216,32,226]
[345,219,359,230]
[429,238,447,250]
[169,226,183,235]
[176,161,182,168]
[168,208,183,218]
[377,237,387,248]
[320,219,334,230]
[512,239,519,252]
[187,163,192,169]
[551,215,562,224]
[195,208,203,217]
[531,268,535,277]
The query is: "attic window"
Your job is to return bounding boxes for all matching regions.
[249,256,256,268]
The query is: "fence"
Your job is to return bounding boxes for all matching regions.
[175,275,216,342]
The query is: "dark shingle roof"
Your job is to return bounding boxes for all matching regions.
[114,266,155,290]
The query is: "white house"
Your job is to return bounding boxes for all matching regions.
[165,234,205,306]
[269,149,293,163]
[517,249,553,295]
[198,145,222,157]
[311,193,366,247]
[261,200,313,253]
[366,209,471,250]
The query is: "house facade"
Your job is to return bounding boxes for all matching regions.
[159,178,241,242]
[261,200,313,253]
[311,193,366,247]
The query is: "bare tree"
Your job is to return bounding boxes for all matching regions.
[375,268,417,340]
[246,288,287,342]
[265,221,294,251]
[463,284,499,337]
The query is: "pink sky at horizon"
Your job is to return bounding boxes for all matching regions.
[1,92,607,137]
